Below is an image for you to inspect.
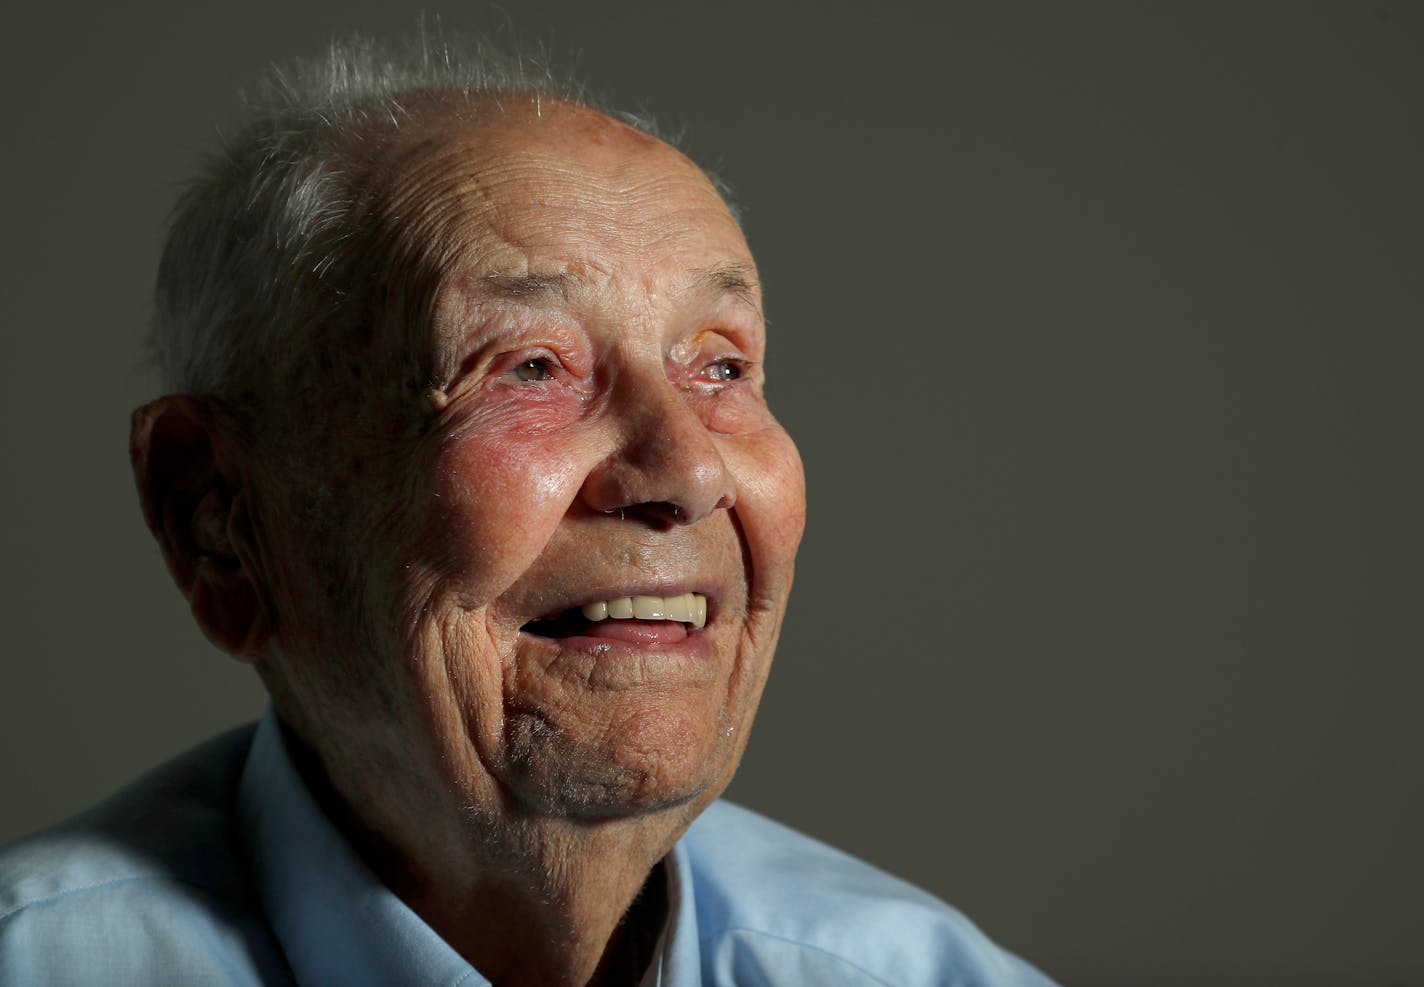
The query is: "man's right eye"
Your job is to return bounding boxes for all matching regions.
[511,358,554,382]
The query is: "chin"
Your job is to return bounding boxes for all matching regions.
[501,709,742,821]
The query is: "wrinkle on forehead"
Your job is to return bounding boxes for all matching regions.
[334,99,751,383]
[350,97,721,244]
[396,154,731,261]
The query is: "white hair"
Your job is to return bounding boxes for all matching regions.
[152,35,717,402]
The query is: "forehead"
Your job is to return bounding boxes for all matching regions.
[360,100,750,295]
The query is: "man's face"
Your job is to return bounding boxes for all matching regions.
[262,102,805,827]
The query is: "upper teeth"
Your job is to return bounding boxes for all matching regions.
[581,593,707,629]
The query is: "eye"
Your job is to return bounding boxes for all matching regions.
[511,357,555,382]
[700,358,744,383]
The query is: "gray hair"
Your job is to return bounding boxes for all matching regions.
[152,35,716,403]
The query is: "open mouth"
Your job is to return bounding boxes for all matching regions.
[522,592,708,643]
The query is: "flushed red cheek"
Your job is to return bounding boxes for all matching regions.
[427,432,589,596]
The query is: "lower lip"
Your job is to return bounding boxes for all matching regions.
[576,618,691,645]
[522,619,710,657]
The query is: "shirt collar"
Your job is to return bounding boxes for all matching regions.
[238,708,698,987]
[238,709,487,987]
[644,834,702,987]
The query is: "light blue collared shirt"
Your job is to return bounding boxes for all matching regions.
[0,712,1056,986]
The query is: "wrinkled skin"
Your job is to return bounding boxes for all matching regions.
[134,98,805,986]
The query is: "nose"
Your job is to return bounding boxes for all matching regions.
[580,377,735,527]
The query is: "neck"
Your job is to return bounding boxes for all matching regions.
[278,717,698,986]
[384,812,682,987]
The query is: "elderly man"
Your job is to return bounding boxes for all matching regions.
[0,41,1053,987]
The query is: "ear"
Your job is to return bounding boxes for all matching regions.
[130,396,274,659]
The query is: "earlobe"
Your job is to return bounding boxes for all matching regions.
[129,396,274,659]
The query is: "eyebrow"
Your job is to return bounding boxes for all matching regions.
[472,262,760,309]
[476,272,581,302]
[692,262,760,309]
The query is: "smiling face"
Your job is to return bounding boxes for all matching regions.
[253,100,805,832]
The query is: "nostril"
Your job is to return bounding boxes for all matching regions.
[578,410,735,523]
[640,501,688,528]
[602,501,692,528]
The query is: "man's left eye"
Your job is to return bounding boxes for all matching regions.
[701,359,743,383]
[511,358,554,382]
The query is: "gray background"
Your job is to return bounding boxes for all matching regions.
[2,3,1421,984]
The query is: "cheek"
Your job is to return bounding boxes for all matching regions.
[426,432,592,599]
[730,427,807,572]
